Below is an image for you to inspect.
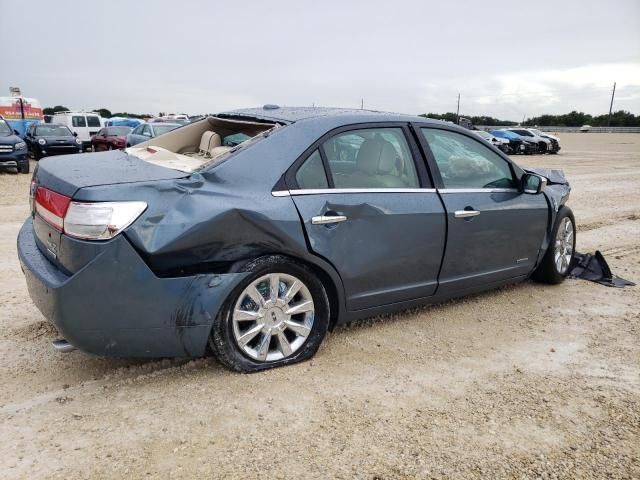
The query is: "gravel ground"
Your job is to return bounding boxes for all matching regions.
[0,133,638,479]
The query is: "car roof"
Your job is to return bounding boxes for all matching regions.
[217,106,446,125]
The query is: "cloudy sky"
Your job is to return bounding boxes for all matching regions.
[1,0,639,120]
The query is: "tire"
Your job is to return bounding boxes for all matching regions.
[18,161,30,174]
[538,142,548,154]
[209,255,330,372]
[532,207,576,284]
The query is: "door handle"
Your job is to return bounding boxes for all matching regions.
[454,210,480,219]
[311,215,348,225]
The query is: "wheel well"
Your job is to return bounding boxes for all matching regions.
[229,253,342,331]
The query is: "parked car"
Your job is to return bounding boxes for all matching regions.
[51,111,103,150]
[126,122,181,147]
[490,129,537,155]
[528,128,561,154]
[25,124,82,159]
[91,126,133,151]
[473,130,510,153]
[18,107,574,372]
[507,128,552,154]
[0,117,29,173]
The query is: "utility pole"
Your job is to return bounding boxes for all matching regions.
[361,98,364,110]
[456,93,460,124]
[607,82,616,127]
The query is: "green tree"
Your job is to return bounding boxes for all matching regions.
[93,108,112,118]
[43,105,70,115]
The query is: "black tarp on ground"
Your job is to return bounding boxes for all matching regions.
[569,251,635,288]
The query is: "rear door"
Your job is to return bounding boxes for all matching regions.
[286,124,446,311]
[416,126,548,294]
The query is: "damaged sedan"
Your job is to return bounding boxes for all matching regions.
[17,107,574,372]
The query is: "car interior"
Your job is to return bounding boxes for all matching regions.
[127,116,276,172]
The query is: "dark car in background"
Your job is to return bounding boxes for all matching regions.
[528,128,561,154]
[91,126,133,151]
[490,129,537,155]
[507,128,551,154]
[25,124,82,160]
[126,122,181,147]
[18,107,575,373]
[0,117,29,173]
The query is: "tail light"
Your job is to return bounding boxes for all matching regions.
[34,186,146,240]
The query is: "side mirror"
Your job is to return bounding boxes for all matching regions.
[73,132,78,137]
[522,173,547,194]
[13,129,20,136]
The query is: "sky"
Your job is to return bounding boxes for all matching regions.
[1,0,639,120]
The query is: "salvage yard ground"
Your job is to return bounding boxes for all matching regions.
[0,133,638,479]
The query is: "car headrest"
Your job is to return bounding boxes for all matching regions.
[356,138,399,175]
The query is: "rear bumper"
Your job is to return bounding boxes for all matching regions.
[17,218,246,358]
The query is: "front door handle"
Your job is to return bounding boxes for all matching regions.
[454,210,480,219]
[312,215,348,225]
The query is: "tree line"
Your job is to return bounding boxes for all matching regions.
[420,110,640,127]
[42,105,639,127]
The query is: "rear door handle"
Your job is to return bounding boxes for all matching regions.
[454,210,480,218]
[312,215,348,225]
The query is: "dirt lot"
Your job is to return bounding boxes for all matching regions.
[0,133,638,479]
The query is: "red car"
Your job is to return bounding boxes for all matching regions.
[90,126,132,151]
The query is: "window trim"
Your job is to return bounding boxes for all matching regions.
[412,123,524,190]
[284,122,432,192]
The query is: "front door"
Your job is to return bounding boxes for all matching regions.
[288,125,446,311]
[417,126,549,294]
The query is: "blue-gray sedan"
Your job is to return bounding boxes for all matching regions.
[17,107,574,372]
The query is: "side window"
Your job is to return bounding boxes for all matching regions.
[87,116,101,127]
[421,128,515,189]
[295,150,328,189]
[132,125,143,135]
[72,116,86,127]
[142,125,152,136]
[322,128,419,189]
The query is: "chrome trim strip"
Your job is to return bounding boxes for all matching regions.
[272,188,438,197]
[438,188,519,193]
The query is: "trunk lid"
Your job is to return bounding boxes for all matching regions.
[31,150,189,274]
[34,150,189,197]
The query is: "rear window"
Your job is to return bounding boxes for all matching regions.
[106,127,131,136]
[72,116,86,127]
[87,116,101,127]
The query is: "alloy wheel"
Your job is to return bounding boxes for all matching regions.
[554,217,574,274]
[232,273,314,362]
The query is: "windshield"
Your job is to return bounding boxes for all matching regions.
[153,124,180,135]
[106,127,132,136]
[35,125,73,137]
[0,120,12,137]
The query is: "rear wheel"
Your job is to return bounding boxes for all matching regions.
[532,207,575,284]
[209,256,330,372]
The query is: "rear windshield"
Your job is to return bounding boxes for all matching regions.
[106,127,131,136]
[153,124,180,135]
[35,125,73,136]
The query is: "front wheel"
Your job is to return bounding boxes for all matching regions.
[209,256,330,372]
[532,207,576,284]
[18,161,30,174]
